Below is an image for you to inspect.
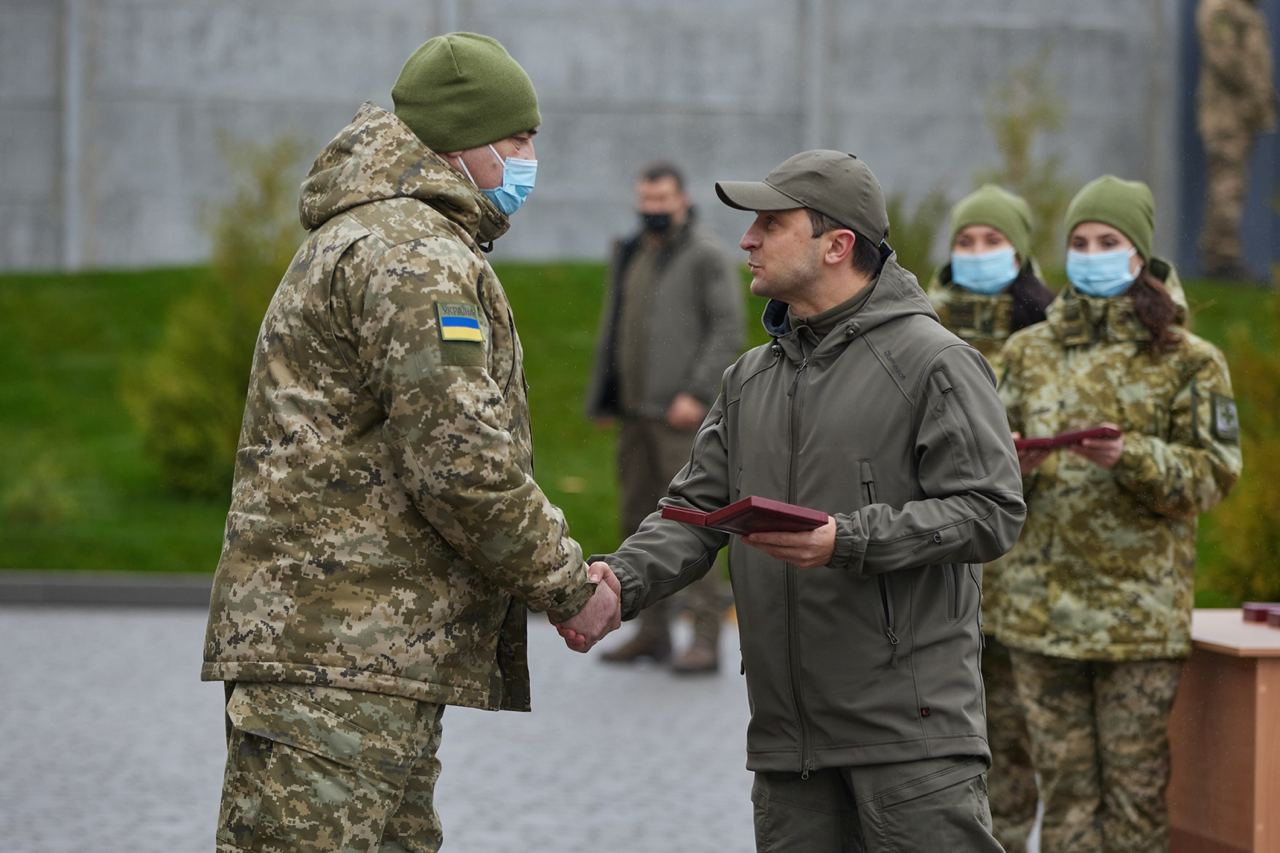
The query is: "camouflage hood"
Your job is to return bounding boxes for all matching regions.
[298,101,510,244]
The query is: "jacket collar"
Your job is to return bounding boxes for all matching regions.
[764,247,938,364]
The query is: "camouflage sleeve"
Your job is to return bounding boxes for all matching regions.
[361,239,593,623]
[1199,8,1249,91]
[685,246,745,406]
[1110,347,1243,519]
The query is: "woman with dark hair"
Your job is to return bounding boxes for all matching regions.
[996,176,1242,852]
[926,183,1053,852]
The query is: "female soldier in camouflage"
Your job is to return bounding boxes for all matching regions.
[996,176,1242,852]
[927,184,1054,852]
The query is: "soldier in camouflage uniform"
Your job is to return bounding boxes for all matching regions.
[1196,0,1277,279]
[202,33,621,852]
[997,176,1242,852]
[927,184,1055,852]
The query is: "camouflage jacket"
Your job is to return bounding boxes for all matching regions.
[1197,0,1278,136]
[996,262,1242,661]
[202,103,593,711]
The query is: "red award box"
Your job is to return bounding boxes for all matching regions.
[1014,426,1123,452]
[660,496,829,536]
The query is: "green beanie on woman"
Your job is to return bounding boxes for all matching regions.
[950,184,1034,260]
[392,32,542,153]
[1065,176,1155,260]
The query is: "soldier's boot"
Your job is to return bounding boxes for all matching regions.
[600,608,672,664]
[671,601,723,674]
[671,644,719,675]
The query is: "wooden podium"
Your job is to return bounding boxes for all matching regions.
[1168,609,1280,852]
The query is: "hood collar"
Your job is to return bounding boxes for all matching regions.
[299,102,510,245]
[764,248,939,363]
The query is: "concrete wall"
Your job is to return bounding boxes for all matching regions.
[1,0,1187,271]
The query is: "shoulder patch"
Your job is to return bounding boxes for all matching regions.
[436,302,484,344]
[1211,392,1239,443]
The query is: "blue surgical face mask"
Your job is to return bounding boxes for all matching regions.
[950,247,1018,295]
[1066,248,1137,297]
[479,144,536,217]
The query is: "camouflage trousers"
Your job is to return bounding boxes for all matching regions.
[216,682,445,853]
[1198,127,1252,272]
[982,636,1037,852]
[619,416,726,648]
[1009,650,1184,853]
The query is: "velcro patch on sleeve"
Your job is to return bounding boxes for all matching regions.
[1211,392,1239,443]
[436,302,484,344]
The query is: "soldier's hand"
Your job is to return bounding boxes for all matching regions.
[1013,432,1051,476]
[1070,422,1125,469]
[743,516,836,568]
[665,393,708,431]
[554,562,622,652]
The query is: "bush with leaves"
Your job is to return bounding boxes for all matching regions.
[126,137,303,497]
[886,189,951,284]
[1203,298,1280,603]
[975,52,1075,263]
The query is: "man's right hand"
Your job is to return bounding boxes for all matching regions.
[554,562,622,652]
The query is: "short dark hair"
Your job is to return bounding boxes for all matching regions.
[805,209,882,277]
[637,161,686,191]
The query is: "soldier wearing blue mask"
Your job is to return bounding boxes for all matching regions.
[996,176,1242,851]
[925,184,1053,852]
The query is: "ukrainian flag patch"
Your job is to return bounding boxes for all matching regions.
[436,302,484,343]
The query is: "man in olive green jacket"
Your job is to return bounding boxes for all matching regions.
[203,33,617,852]
[586,161,744,671]
[565,151,1025,852]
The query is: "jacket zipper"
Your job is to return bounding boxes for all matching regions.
[862,463,899,665]
[785,357,814,779]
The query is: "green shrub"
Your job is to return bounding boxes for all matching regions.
[886,188,950,284]
[975,52,1075,263]
[1,454,79,527]
[1203,297,1280,602]
[125,137,303,497]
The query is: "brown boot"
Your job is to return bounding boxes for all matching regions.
[599,630,672,664]
[671,644,719,675]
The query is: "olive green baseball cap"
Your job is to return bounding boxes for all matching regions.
[715,149,889,242]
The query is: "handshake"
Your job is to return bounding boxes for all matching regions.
[553,561,623,653]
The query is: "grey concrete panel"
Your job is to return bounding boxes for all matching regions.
[0,0,1201,271]
[0,2,61,103]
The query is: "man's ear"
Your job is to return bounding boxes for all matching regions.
[824,230,856,266]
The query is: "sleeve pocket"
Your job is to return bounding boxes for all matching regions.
[928,370,989,485]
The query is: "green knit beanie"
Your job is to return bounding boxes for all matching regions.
[1065,175,1156,261]
[392,32,541,153]
[950,184,1034,260]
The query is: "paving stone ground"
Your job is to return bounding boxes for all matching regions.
[0,606,754,853]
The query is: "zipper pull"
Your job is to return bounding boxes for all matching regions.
[787,358,809,397]
[801,759,812,781]
[885,627,900,668]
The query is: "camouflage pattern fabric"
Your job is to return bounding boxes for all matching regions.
[217,682,444,852]
[1009,650,1183,853]
[202,102,594,712]
[996,265,1241,661]
[981,636,1037,852]
[1196,0,1277,271]
[926,282,1018,375]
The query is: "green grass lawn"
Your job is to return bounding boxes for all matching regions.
[0,265,1272,606]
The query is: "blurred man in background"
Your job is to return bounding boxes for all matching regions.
[202,32,618,852]
[586,162,744,673]
[1196,0,1277,280]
